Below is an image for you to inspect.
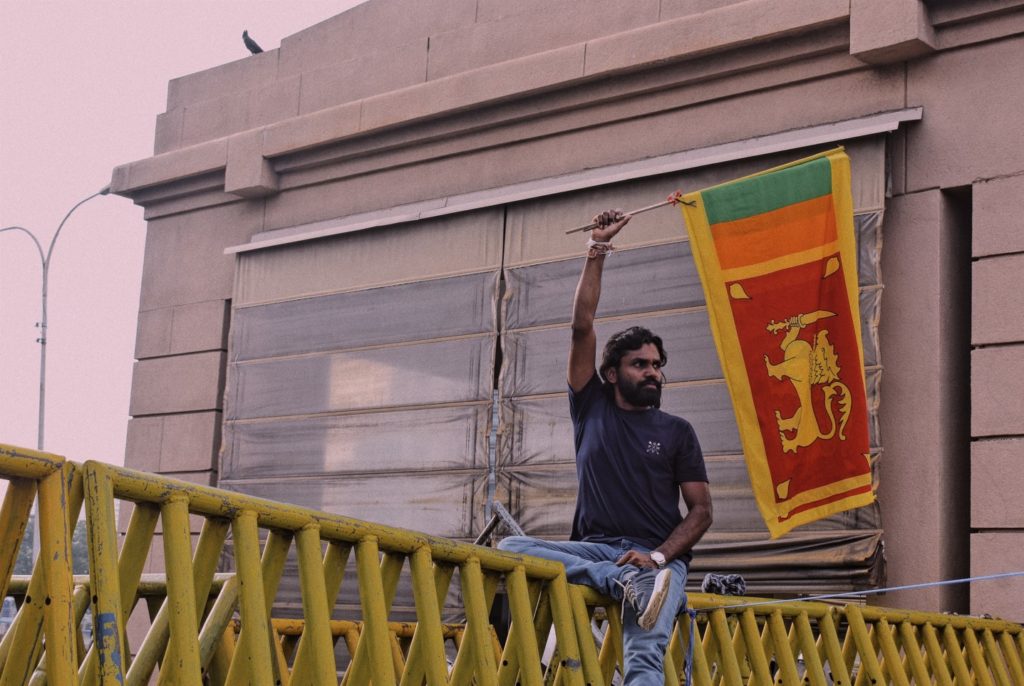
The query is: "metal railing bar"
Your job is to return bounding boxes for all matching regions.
[225,510,274,686]
[0,481,37,604]
[1,446,1022,686]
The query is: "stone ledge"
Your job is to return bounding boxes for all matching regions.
[111,138,227,194]
[584,0,848,76]
[242,109,915,253]
[269,39,857,192]
[115,0,1024,202]
[929,0,1024,27]
[359,43,587,133]
[111,0,853,199]
[262,101,361,158]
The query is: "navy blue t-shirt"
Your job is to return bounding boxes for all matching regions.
[569,373,708,561]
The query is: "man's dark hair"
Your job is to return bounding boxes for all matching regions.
[598,326,668,383]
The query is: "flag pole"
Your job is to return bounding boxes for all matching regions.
[563,192,694,234]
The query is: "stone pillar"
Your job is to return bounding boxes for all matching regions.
[878,189,970,613]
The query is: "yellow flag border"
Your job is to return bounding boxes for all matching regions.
[681,147,874,537]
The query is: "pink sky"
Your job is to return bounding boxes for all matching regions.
[0,1,367,466]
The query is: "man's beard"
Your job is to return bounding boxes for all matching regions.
[617,377,662,408]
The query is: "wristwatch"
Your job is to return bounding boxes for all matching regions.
[650,551,667,568]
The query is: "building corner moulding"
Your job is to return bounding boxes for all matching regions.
[850,0,936,65]
[109,0,857,206]
[114,0,996,210]
[225,130,278,199]
[110,130,277,204]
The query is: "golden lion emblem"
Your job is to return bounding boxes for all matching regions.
[763,310,851,453]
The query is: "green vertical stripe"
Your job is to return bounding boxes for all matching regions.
[703,156,832,224]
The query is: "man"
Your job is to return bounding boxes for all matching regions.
[499,209,713,684]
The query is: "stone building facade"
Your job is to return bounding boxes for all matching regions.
[111,0,1024,621]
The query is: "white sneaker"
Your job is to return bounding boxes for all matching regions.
[618,568,672,630]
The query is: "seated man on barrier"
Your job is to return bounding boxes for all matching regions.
[500,209,713,684]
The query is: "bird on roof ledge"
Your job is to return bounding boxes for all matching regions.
[242,30,263,54]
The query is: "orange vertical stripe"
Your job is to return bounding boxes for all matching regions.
[711,194,836,270]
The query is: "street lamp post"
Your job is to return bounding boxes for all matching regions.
[0,184,111,559]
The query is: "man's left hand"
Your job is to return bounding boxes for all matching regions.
[615,550,658,570]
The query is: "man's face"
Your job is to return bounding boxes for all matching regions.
[609,343,663,408]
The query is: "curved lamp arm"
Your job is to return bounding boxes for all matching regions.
[0,225,47,267]
[44,185,110,266]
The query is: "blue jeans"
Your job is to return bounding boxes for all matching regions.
[498,536,688,685]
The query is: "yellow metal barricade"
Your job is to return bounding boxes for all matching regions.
[0,445,77,686]
[0,445,594,685]
[0,442,1022,685]
[571,589,1024,686]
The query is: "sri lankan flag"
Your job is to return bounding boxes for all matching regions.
[680,148,873,538]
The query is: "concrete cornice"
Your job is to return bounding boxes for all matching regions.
[227,107,922,256]
[110,0,851,201]
[109,0,1023,209]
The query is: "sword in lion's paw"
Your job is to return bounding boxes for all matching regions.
[766,310,836,334]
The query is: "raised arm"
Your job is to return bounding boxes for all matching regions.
[568,210,631,391]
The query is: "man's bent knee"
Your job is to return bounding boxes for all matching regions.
[496,535,536,553]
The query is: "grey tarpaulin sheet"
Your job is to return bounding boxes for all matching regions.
[233,208,505,306]
[220,139,887,612]
[222,209,503,621]
[221,405,490,478]
[227,334,495,419]
[231,271,498,361]
[237,474,486,541]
